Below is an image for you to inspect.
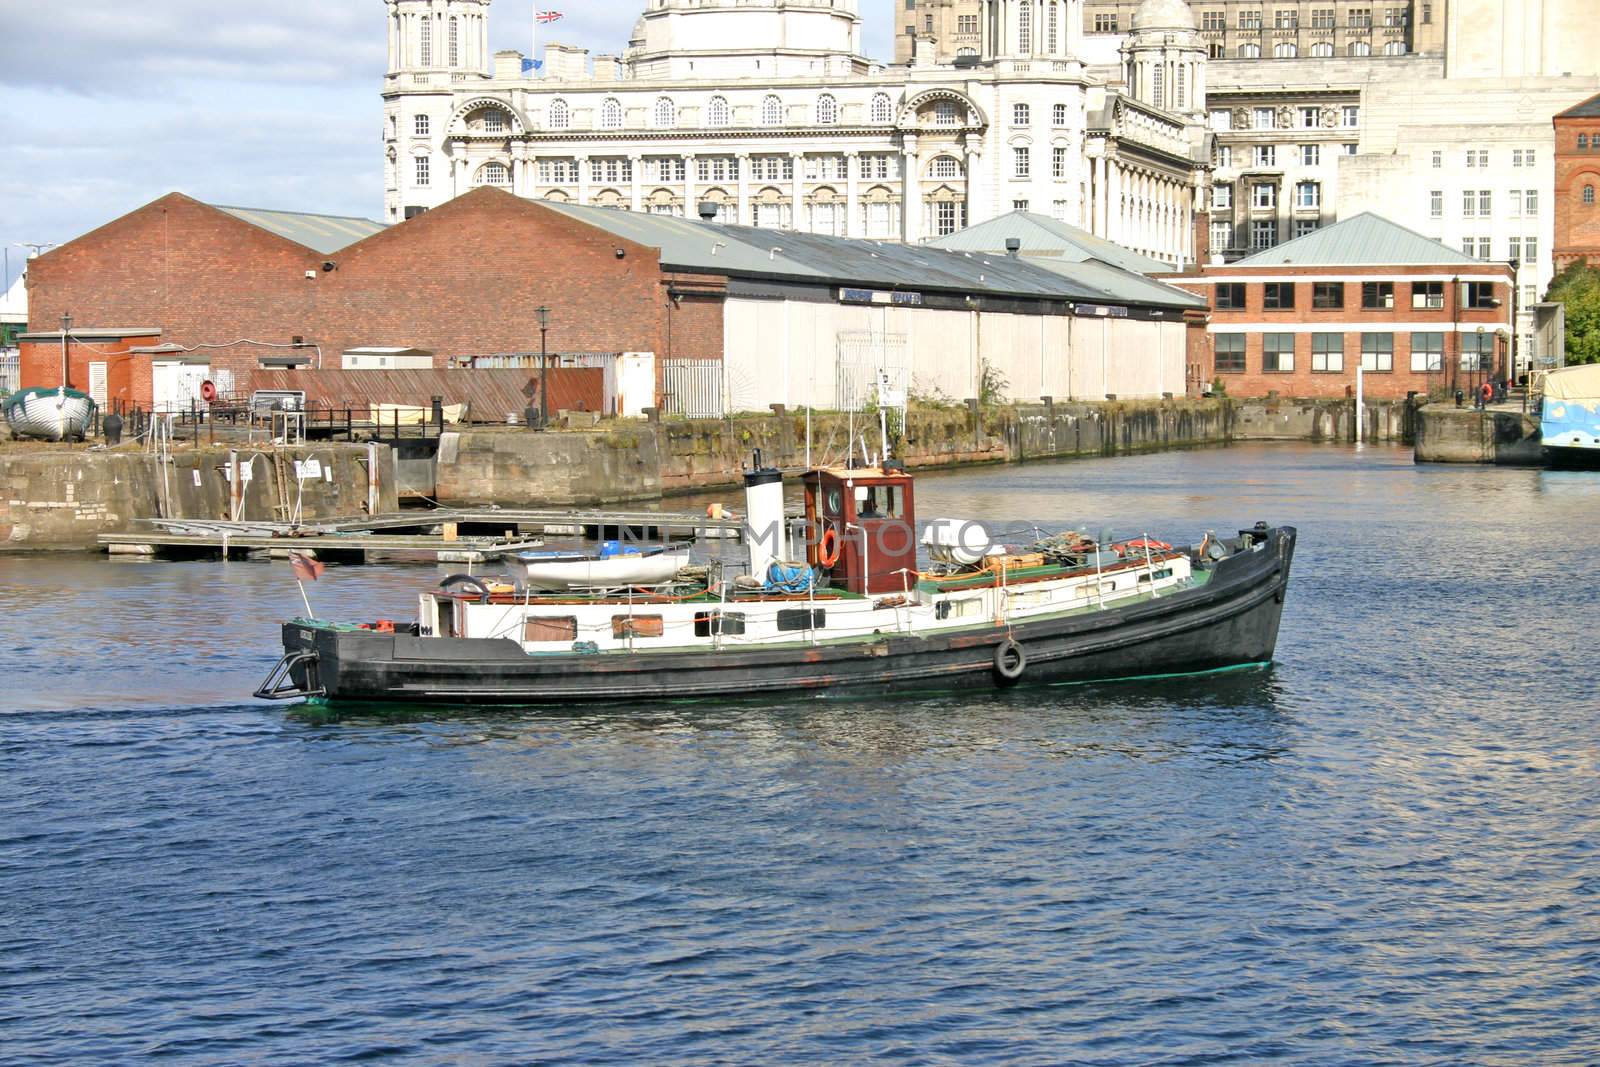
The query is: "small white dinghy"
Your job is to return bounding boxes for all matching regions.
[4,386,97,441]
[517,545,691,590]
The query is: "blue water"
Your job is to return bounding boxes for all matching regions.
[3,443,1598,1064]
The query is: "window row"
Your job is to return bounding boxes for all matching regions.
[1213,180,1322,210]
[1213,143,1357,168]
[1213,280,1501,311]
[1433,148,1537,168]
[447,154,907,188]
[538,92,898,132]
[1209,106,1360,131]
[1214,331,1495,375]
[1227,7,1406,30]
[1209,218,1320,251]
[1228,41,1403,58]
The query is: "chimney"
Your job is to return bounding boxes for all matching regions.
[1005,237,1022,258]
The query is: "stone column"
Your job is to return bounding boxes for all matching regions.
[980,0,990,59]
[511,141,528,198]
[963,137,985,230]
[452,142,469,198]
[901,136,920,242]
[845,151,861,237]
[736,151,751,226]
[684,154,697,217]
[791,152,805,231]
[1107,159,1121,242]
[576,154,590,206]
[629,154,644,212]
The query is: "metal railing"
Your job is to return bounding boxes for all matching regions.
[0,351,18,394]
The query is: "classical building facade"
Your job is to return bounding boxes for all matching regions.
[382,0,1211,266]
[1553,94,1600,272]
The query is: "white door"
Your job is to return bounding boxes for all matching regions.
[88,362,107,407]
[152,361,210,412]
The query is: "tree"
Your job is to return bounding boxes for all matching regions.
[1544,261,1600,365]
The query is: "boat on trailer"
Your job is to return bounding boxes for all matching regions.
[256,458,1296,705]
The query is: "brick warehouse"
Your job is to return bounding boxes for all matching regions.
[23,186,1205,414]
[19,189,687,412]
[1175,214,1516,401]
[1553,93,1600,272]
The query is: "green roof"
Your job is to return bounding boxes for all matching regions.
[929,211,1180,274]
[211,204,388,254]
[1232,212,1482,267]
[543,202,1199,309]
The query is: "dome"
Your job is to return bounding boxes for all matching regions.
[1131,0,1198,31]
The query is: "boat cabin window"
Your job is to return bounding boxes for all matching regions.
[694,611,746,637]
[854,485,905,519]
[525,616,577,642]
[613,615,665,639]
[777,608,826,632]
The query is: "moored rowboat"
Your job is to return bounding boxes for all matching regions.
[4,386,97,441]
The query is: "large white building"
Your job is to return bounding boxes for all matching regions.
[381,0,1212,266]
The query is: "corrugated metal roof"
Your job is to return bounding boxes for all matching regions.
[211,205,388,254]
[1231,212,1483,267]
[542,202,1184,307]
[248,369,604,421]
[1032,260,1209,309]
[928,211,1179,274]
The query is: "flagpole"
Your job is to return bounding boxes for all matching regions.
[531,6,538,77]
[296,577,314,620]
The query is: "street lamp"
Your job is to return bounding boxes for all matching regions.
[1507,257,1520,387]
[1475,325,1486,402]
[536,305,551,429]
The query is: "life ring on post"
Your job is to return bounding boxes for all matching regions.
[994,638,1027,683]
[200,380,218,403]
[818,527,842,568]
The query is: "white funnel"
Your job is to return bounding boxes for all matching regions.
[743,459,786,581]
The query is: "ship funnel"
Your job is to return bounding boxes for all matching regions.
[743,450,786,582]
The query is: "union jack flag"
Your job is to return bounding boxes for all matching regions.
[536,10,563,23]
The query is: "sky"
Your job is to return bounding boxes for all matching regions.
[0,1,895,300]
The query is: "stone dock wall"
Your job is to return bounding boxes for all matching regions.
[0,445,397,551]
[1413,405,1543,465]
[1,396,1411,550]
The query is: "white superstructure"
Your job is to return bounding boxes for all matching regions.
[381,0,1211,266]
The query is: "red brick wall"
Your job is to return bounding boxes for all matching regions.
[20,336,155,408]
[1553,113,1600,271]
[1177,264,1515,399]
[662,272,727,364]
[23,188,720,410]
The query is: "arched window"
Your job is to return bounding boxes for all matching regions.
[1274,42,1298,58]
[928,155,964,179]
[870,93,893,124]
[707,95,730,127]
[1310,42,1333,57]
[762,94,783,126]
[654,97,675,128]
[475,161,509,186]
[1348,41,1371,56]
[816,94,838,125]
[1238,43,1261,58]
[449,18,459,67]
[1383,41,1406,55]
[957,47,978,58]
[1585,184,1596,204]
[548,99,569,130]
[601,98,623,130]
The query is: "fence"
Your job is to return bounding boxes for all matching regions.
[835,331,909,421]
[0,351,18,394]
[661,359,725,419]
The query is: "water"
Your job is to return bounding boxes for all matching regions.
[3,443,1598,1065]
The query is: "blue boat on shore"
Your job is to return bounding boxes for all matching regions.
[1540,364,1600,468]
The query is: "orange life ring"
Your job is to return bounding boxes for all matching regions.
[819,527,842,568]
[200,380,218,403]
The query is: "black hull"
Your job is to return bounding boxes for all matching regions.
[267,528,1296,706]
[1543,446,1600,470]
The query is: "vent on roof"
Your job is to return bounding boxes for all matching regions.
[1005,238,1022,258]
[698,201,720,222]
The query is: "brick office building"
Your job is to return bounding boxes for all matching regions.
[1175,213,1515,399]
[20,189,676,412]
[1553,93,1600,272]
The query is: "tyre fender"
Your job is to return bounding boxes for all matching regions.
[994,638,1026,683]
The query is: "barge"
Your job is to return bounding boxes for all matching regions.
[256,460,1295,705]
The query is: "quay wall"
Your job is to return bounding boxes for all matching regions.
[1414,405,1543,465]
[0,445,397,551]
[432,397,1411,505]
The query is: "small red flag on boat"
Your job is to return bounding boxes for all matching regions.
[289,551,325,582]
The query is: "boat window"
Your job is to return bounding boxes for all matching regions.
[1138,568,1175,582]
[612,615,665,639]
[694,612,746,637]
[525,616,577,642]
[854,485,905,519]
[777,609,826,632]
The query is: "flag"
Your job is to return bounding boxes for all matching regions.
[289,551,325,582]
[521,57,543,72]
[536,10,563,23]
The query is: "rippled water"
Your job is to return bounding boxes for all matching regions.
[3,443,1598,1064]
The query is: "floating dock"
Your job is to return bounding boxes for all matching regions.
[96,506,750,563]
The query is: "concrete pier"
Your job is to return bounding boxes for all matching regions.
[1413,404,1542,465]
